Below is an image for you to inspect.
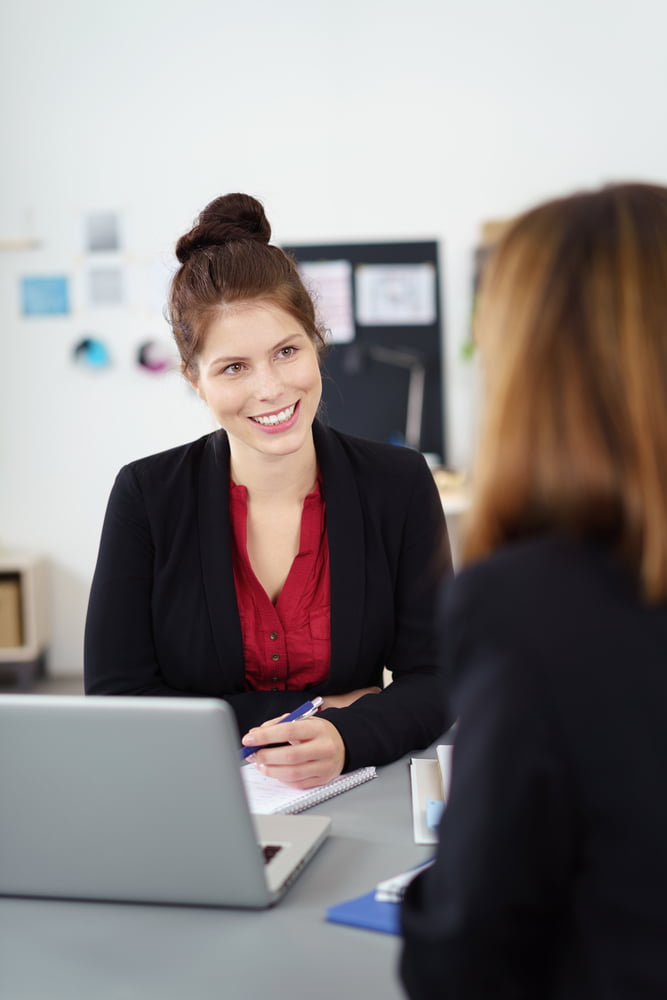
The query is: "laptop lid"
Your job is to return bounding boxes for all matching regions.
[0,695,330,908]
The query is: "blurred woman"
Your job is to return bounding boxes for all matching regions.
[401,182,667,999]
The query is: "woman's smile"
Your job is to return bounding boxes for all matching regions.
[249,400,299,430]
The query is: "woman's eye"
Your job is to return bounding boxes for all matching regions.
[278,346,296,359]
[223,362,244,375]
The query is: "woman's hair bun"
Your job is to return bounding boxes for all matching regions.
[175,193,271,263]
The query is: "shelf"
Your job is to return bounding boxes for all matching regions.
[0,554,49,689]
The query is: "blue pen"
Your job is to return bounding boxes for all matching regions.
[239,696,323,761]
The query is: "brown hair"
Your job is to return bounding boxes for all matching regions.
[168,193,327,378]
[464,182,667,601]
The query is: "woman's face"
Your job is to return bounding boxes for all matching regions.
[190,301,322,463]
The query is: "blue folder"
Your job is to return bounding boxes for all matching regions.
[326,890,400,935]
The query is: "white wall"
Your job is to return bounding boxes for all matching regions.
[2,0,666,674]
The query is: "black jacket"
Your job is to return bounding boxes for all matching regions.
[85,420,451,770]
[401,535,667,999]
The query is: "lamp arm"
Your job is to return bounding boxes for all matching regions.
[405,364,425,450]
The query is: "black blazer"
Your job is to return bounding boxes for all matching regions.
[84,420,451,770]
[401,535,667,999]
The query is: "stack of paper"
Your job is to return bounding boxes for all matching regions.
[374,859,435,902]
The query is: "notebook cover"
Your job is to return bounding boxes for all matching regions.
[326,890,400,935]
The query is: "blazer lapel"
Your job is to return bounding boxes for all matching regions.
[197,431,246,689]
[313,421,365,683]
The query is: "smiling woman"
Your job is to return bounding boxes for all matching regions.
[84,193,452,789]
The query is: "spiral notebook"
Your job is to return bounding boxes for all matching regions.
[242,764,377,814]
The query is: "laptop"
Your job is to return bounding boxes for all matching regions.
[0,694,331,908]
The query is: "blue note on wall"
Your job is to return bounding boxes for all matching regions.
[21,276,70,316]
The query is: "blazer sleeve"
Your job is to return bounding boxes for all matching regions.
[84,464,189,697]
[324,455,452,770]
[399,579,576,999]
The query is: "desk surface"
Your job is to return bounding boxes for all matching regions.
[0,743,442,1000]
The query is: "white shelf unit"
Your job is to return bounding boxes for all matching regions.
[0,553,49,690]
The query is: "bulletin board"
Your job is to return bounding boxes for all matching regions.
[285,241,446,462]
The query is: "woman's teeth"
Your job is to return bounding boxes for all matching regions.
[251,404,296,426]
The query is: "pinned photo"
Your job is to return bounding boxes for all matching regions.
[136,339,173,374]
[297,259,355,344]
[85,212,121,253]
[21,276,70,316]
[88,267,124,307]
[72,337,111,369]
[355,263,436,326]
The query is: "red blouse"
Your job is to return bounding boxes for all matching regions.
[229,479,331,691]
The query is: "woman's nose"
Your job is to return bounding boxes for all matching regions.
[253,364,283,401]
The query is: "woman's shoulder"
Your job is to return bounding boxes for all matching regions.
[316,421,430,478]
[456,535,620,590]
[450,536,603,607]
[445,534,654,653]
[118,430,227,486]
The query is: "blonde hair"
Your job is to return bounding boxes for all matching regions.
[463,182,667,601]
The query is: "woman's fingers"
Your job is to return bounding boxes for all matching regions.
[246,718,346,788]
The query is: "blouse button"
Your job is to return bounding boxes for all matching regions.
[269,632,278,640]
[271,653,280,661]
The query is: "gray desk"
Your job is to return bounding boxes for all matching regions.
[0,748,439,1000]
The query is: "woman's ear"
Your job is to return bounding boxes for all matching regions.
[183,364,205,402]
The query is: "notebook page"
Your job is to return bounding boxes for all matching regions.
[241,764,376,815]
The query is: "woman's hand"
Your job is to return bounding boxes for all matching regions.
[241,716,346,789]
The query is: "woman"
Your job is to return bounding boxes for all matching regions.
[84,193,451,789]
[401,183,667,998]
